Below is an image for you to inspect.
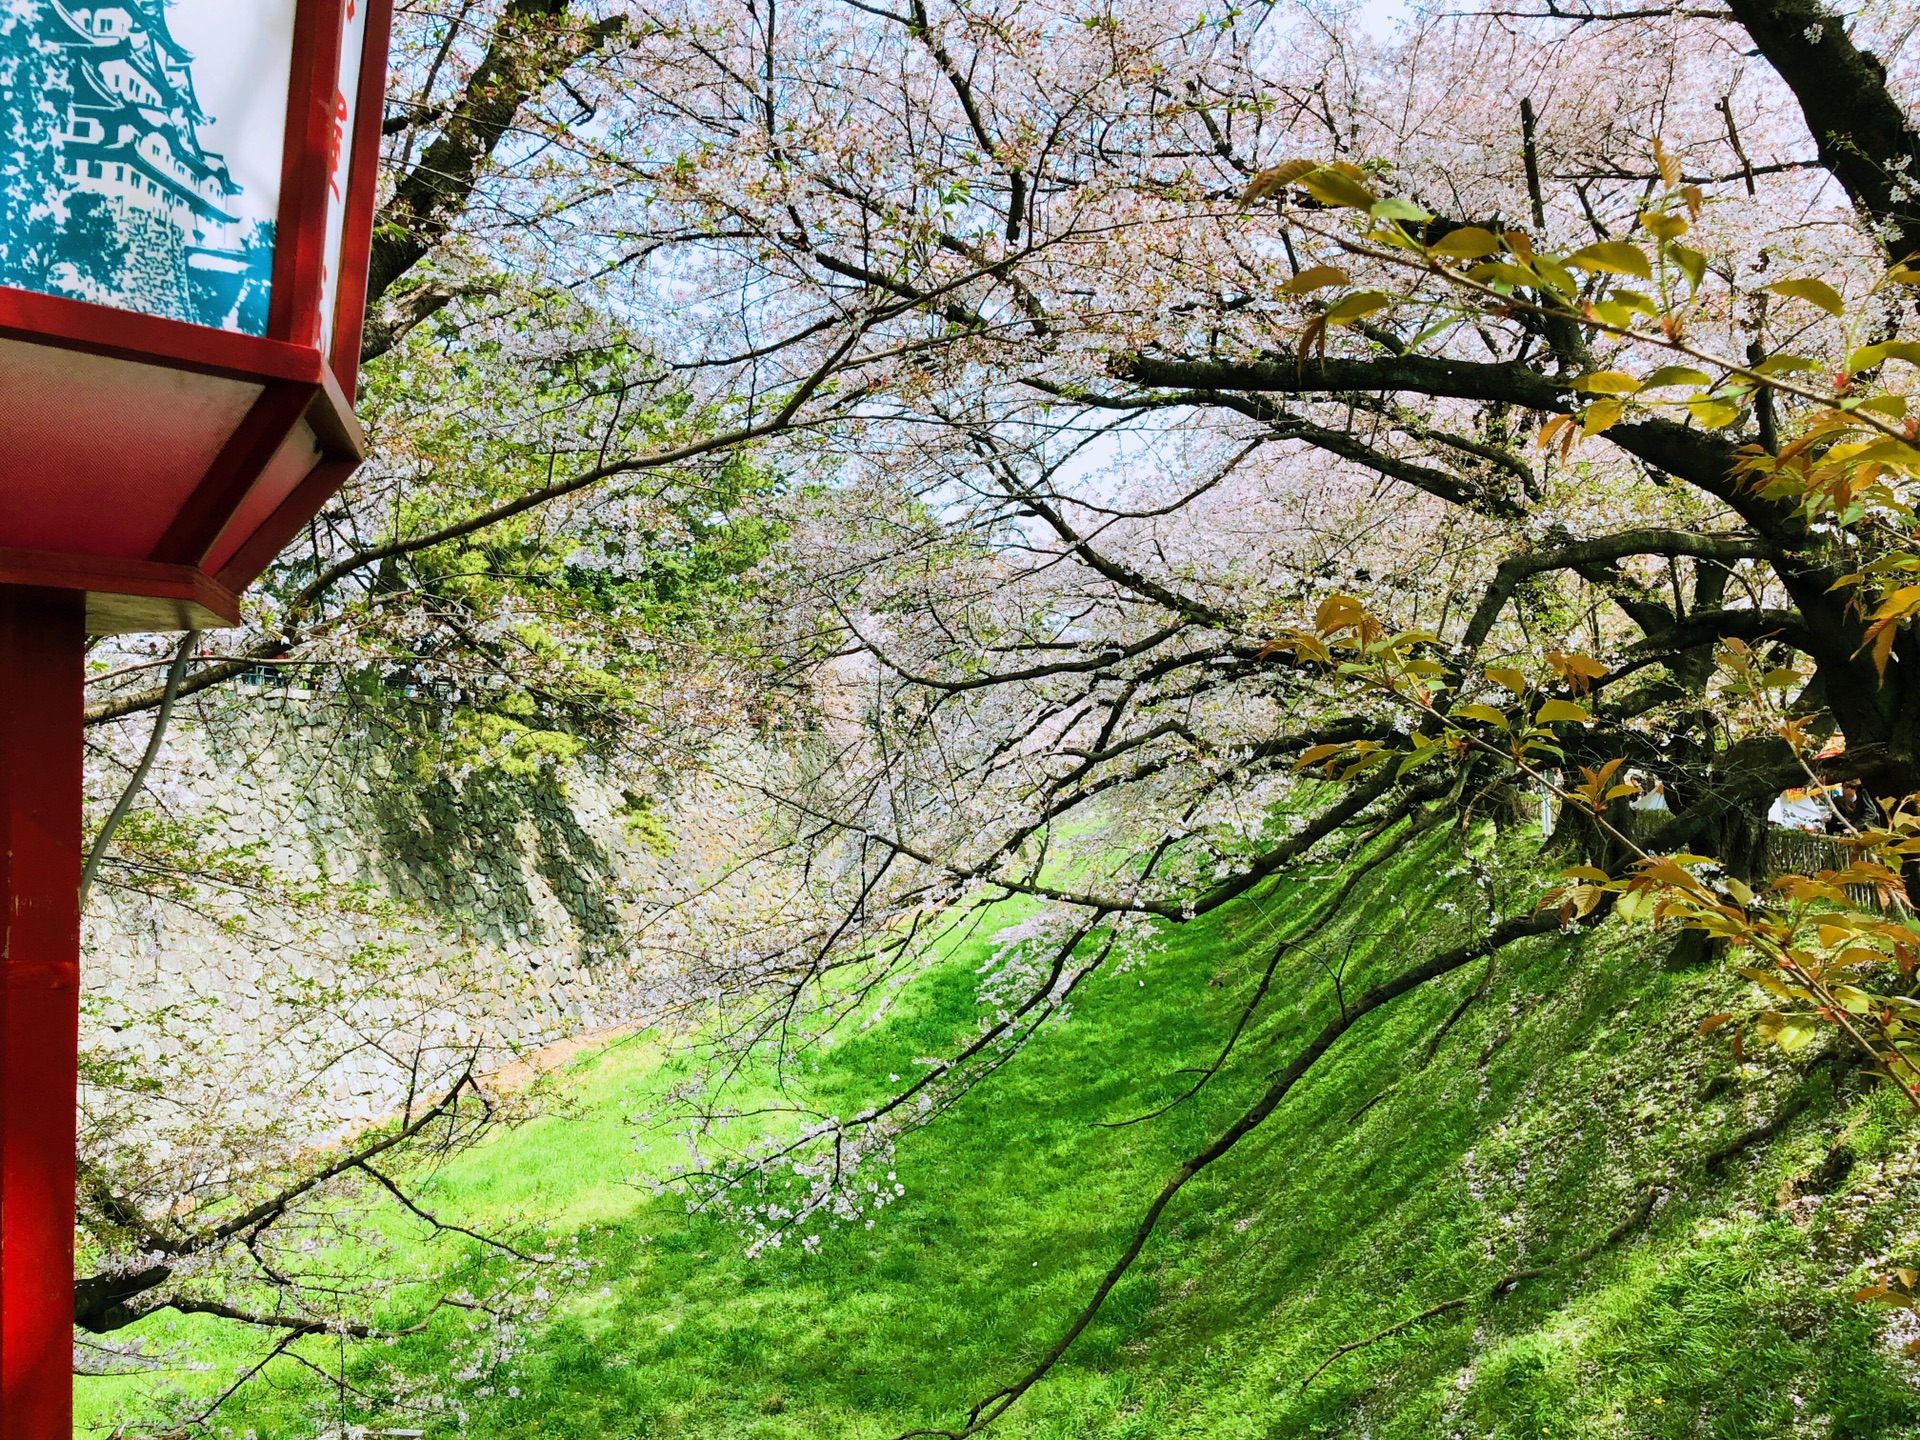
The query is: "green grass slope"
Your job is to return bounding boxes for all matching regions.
[81,827,1920,1438]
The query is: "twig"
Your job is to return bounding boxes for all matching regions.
[1717,96,1757,196]
[1520,99,1547,229]
[1298,1186,1655,1390]
[1101,806,1435,1129]
[1416,951,1497,1069]
[1704,1093,1810,1172]
[80,631,197,910]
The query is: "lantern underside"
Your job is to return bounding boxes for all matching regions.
[0,312,362,636]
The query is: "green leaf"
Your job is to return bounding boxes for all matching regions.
[1765,277,1845,317]
[1738,968,1809,1002]
[1396,746,1444,777]
[1532,255,1578,298]
[1846,340,1920,373]
[1581,399,1624,435]
[1642,364,1712,389]
[1324,290,1391,323]
[1431,226,1503,260]
[1572,370,1643,395]
[1301,168,1379,211]
[1279,265,1351,295]
[1451,703,1510,728]
[1667,241,1707,293]
[1370,196,1431,223]
[1534,698,1592,723]
[1753,1010,1822,1054]
[1464,261,1547,290]
[1688,395,1741,428]
[1751,353,1820,375]
[1831,985,1877,1015]
[1566,241,1652,280]
[1856,393,1911,419]
[1399,319,1457,352]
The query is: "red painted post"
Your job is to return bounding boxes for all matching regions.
[0,588,84,1438]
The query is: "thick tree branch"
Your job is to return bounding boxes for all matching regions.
[363,3,626,357]
[1724,0,1920,256]
[1460,530,1773,653]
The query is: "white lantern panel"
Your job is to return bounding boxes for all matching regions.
[318,0,370,357]
[0,1,297,336]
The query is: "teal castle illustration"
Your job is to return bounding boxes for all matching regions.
[0,2,275,334]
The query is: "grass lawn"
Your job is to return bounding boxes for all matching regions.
[78,826,1920,1437]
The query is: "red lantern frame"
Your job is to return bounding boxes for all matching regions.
[0,0,396,634]
[0,3,396,1434]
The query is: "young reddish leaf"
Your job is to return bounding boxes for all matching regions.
[1545,650,1608,693]
[1651,137,1681,188]
[1237,158,1316,208]
[1314,593,1369,635]
[1868,619,1900,679]
[1297,313,1328,371]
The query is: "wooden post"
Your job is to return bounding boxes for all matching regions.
[0,588,83,1438]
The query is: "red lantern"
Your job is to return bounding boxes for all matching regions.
[0,2,394,1431]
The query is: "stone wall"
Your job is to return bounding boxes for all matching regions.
[81,687,675,1141]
